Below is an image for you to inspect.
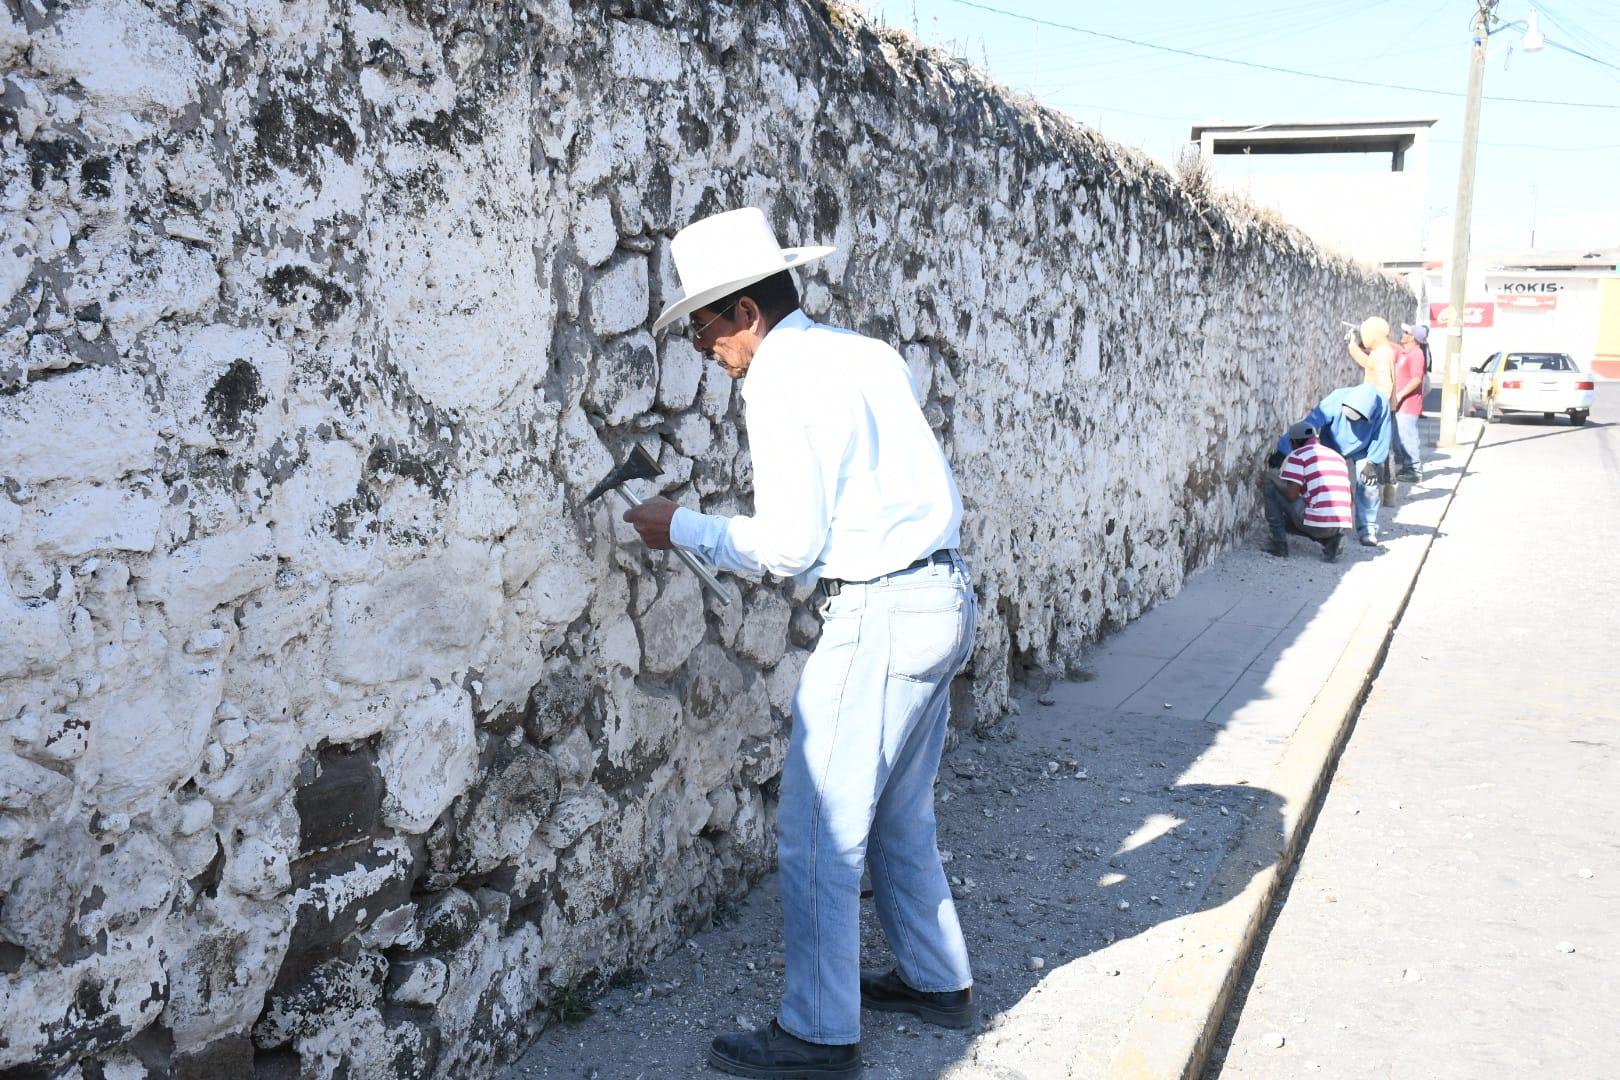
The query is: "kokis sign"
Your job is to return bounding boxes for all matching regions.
[1489,279,1563,294]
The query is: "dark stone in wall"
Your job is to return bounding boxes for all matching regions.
[416,888,482,953]
[204,360,267,438]
[286,841,418,959]
[173,1033,254,1079]
[252,94,358,175]
[255,952,389,1049]
[294,743,385,856]
[264,265,354,328]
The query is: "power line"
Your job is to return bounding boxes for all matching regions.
[1536,2,1620,70]
[945,0,1620,110]
[1435,137,1620,152]
[1545,38,1620,78]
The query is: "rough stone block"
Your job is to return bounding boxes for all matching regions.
[766,648,809,714]
[286,838,417,959]
[521,663,600,746]
[385,957,449,1007]
[442,745,560,876]
[378,685,476,834]
[610,20,682,82]
[29,0,199,115]
[254,952,387,1050]
[237,578,328,659]
[160,324,290,450]
[163,895,290,1053]
[415,888,481,953]
[0,750,71,812]
[638,565,704,674]
[0,361,158,488]
[36,487,161,556]
[328,547,497,684]
[539,791,609,850]
[573,195,618,268]
[174,1034,256,1080]
[83,651,223,812]
[0,820,95,961]
[658,335,706,410]
[294,743,384,856]
[586,253,650,336]
[681,642,748,735]
[735,589,791,667]
[139,522,277,627]
[0,945,168,1070]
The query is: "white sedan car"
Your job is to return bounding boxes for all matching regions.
[1465,351,1595,425]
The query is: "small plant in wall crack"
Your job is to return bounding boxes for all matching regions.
[549,981,595,1026]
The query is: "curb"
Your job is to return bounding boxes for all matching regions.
[1104,420,1486,1080]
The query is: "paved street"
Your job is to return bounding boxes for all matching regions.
[1211,384,1620,1078]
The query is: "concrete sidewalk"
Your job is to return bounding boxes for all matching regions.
[1210,396,1620,1078]
[504,418,1480,1080]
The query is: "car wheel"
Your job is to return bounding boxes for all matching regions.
[1570,410,1589,426]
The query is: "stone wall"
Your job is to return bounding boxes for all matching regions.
[0,0,1411,1074]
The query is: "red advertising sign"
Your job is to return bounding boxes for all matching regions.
[1496,294,1557,312]
[1429,302,1495,328]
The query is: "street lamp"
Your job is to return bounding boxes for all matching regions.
[1439,4,1551,445]
[1522,10,1545,52]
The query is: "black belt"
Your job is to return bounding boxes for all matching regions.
[818,549,956,599]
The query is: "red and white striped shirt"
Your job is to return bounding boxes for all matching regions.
[1280,441,1353,529]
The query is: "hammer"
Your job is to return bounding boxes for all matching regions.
[585,444,733,606]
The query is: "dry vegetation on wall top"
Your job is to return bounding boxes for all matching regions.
[839,3,1386,276]
[0,0,1409,1076]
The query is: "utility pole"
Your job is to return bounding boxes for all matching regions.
[1439,0,1497,448]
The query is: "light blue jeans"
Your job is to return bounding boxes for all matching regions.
[777,553,976,1045]
[1394,412,1422,476]
[1348,455,1383,540]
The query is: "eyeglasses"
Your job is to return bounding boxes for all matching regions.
[684,303,736,342]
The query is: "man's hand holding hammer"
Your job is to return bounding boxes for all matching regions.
[623,497,677,550]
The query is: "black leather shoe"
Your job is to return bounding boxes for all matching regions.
[859,968,975,1029]
[707,1020,861,1077]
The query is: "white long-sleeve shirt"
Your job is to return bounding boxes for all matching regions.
[669,310,961,585]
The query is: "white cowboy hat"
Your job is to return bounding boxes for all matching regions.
[651,207,835,333]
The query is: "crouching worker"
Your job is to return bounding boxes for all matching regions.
[1277,384,1392,547]
[1264,422,1352,561]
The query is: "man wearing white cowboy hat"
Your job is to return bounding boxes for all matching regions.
[624,207,977,1077]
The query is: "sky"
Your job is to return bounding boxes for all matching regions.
[854,0,1620,256]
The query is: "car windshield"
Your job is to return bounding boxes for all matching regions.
[1504,353,1574,372]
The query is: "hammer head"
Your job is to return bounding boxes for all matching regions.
[584,443,662,503]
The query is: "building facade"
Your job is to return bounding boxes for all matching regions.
[1422,249,1620,376]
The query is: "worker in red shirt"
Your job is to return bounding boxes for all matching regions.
[1392,324,1427,482]
[1265,422,1353,561]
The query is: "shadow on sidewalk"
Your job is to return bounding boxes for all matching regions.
[507,517,1417,1078]
[506,451,1459,1079]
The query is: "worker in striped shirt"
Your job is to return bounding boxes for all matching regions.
[1264,421,1353,561]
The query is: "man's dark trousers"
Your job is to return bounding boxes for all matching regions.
[1263,482,1342,547]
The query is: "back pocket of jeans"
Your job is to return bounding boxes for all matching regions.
[888,600,966,684]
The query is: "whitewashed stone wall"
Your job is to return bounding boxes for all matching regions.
[0,0,1411,1075]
